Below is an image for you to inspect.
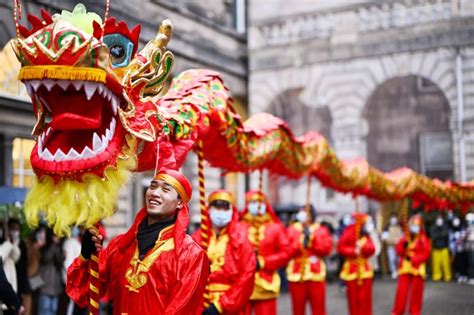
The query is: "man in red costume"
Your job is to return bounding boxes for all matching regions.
[66,169,209,315]
[391,215,431,315]
[192,190,256,315]
[239,190,290,315]
[338,213,375,315]
[286,206,333,315]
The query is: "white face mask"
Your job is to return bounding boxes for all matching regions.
[10,231,20,241]
[436,218,443,226]
[364,222,375,233]
[390,217,398,226]
[410,224,420,234]
[453,218,461,227]
[342,215,352,226]
[296,211,308,223]
[248,202,266,216]
[209,208,232,228]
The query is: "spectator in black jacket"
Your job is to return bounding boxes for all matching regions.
[0,257,24,315]
[429,215,452,282]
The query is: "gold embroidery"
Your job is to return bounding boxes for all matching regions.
[207,231,228,273]
[125,225,175,293]
[286,223,327,282]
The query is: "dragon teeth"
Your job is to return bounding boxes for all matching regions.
[43,79,55,92]
[84,82,97,100]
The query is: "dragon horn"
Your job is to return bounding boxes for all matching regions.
[155,19,173,49]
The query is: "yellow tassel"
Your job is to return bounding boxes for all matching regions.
[24,136,137,236]
[19,66,107,83]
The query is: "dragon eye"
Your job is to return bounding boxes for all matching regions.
[110,45,125,59]
[103,34,134,68]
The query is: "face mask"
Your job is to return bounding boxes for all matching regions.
[10,231,20,241]
[248,202,266,216]
[209,208,232,228]
[364,222,375,233]
[410,224,420,234]
[453,218,461,227]
[343,216,352,226]
[71,227,80,238]
[296,211,307,223]
[436,218,443,226]
[390,217,398,226]
[447,212,454,219]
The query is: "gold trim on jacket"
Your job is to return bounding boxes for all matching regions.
[125,225,175,292]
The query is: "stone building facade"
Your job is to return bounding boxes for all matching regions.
[248,0,474,216]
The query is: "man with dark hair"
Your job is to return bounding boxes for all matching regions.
[66,169,209,314]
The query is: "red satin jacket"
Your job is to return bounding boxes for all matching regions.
[66,208,209,315]
[240,213,291,300]
[286,222,333,282]
[192,224,256,315]
[338,225,375,281]
[395,233,431,279]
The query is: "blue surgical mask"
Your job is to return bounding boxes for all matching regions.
[410,224,420,234]
[296,211,308,223]
[209,208,232,228]
[71,226,80,238]
[248,202,266,215]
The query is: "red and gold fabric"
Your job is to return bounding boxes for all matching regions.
[66,207,209,315]
[286,222,333,283]
[240,191,291,303]
[192,190,256,315]
[392,227,431,315]
[338,225,375,282]
[395,234,431,279]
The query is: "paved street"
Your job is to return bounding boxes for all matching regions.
[277,279,474,315]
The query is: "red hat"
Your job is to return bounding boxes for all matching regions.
[154,169,192,203]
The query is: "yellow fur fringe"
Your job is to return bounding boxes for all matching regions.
[24,136,137,236]
[19,66,107,83]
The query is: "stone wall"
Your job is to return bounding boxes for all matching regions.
[248,0,474,216]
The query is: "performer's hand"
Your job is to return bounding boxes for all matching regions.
[355,243,361,255]
[256,256,261,271]
[404,241,409,249]
[405,255,411,262]
[17,306,25,315]
[81,228,103,259]
[202,304,220,315]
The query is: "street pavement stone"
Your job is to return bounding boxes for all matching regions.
[277,279,474,315]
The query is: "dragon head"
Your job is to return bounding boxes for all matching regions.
[14,4,175,233]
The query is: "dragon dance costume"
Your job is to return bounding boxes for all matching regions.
[391,215,431,315]
[66,170,209,315]
[338,213,375,315]
[192,190,256,315]
[286,216,333,315]
[239,190,291,315]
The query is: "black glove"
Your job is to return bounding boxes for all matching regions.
[403,241,409,249]
[405,255,411,262]
[303,227,310,248]
[202,304,220,315]
[80,230,97,260]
